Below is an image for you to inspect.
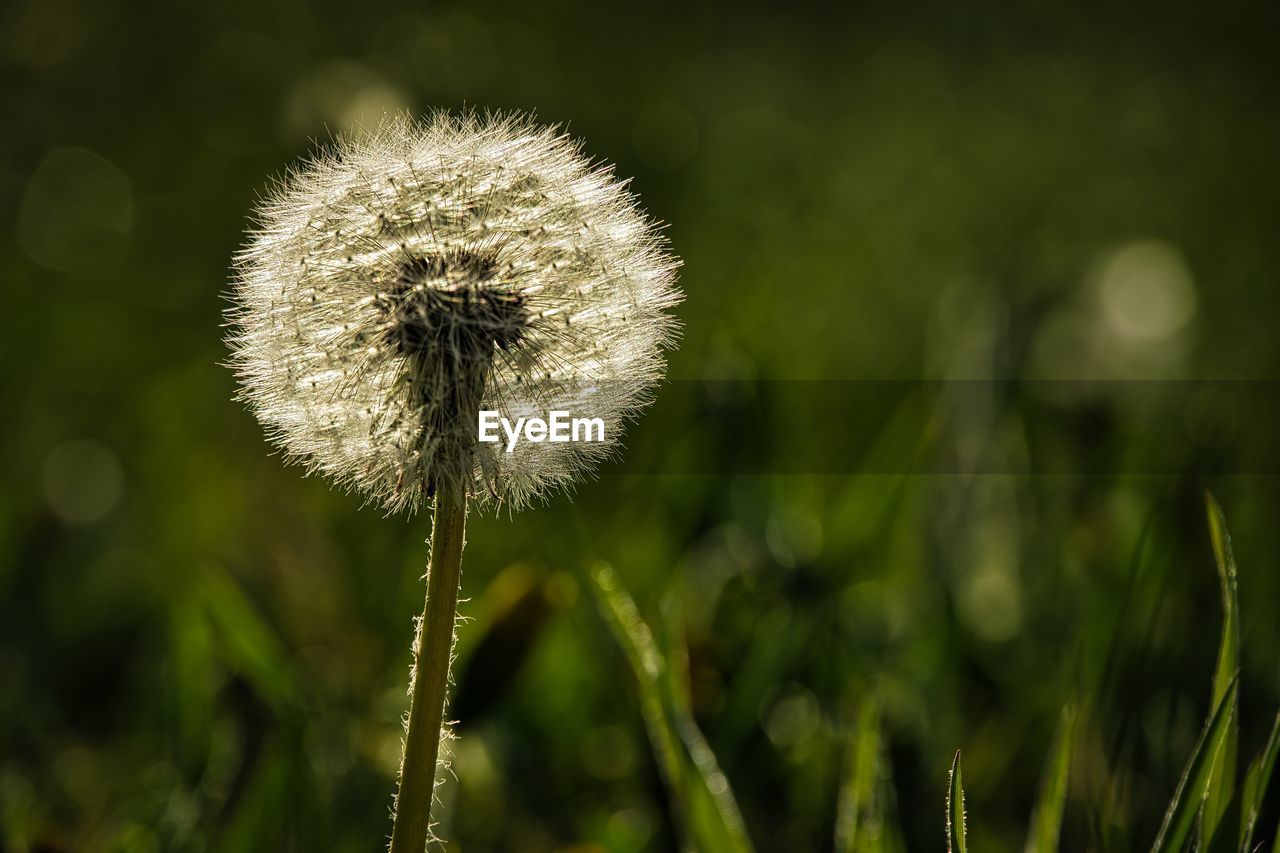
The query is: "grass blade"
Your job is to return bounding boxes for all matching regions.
[1240,708,1280,852]
[658,589,754,853]
[590,562,753,853]
[590,563,688,840]
[948,750,968,853]
[198,566,302,714]
[836,697,884,853]
[1026,707,1074,853]
[1151,675,1240,853]
[1203,492,1241,848]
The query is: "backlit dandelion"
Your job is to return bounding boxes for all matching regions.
[227,112,681,514]
[224,112,681,852]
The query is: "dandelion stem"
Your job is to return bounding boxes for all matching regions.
[390,484,467,853]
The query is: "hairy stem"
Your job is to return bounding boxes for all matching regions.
[389,484,467,853]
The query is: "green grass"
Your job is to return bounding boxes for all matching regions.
[590,562,753,853]
[593,495,1280,852]
[1026,708,1073,853]
[947,751,967,853]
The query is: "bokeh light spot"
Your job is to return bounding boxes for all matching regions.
[17,147,133,272]
[580,724,637,779]
[762,683,820,753]
[41,439,124,525]
[288,61,411,138]
[1097,240,1197,342]
[959,568,1023,642]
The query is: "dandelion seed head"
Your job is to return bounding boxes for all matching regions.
[226,112,681,513]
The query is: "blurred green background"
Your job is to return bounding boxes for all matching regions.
[3,0,1280,850]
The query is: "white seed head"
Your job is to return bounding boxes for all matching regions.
[226,113,682,514]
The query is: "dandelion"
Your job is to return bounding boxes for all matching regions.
[225,112,681,850]
[228,113,681,514]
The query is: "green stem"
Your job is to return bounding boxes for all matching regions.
[389,485,468,853]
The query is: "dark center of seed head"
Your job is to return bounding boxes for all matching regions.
[383,250,529,366]
[379,250,531,488]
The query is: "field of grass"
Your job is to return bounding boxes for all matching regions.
[3,0,1280,849]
